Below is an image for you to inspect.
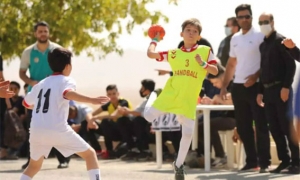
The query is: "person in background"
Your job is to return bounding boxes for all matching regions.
[68,103,102,154]
[217,17,240,66]
[220,4,271,172]
[18,21,64,169]
[256,12,299,174]
[197,64,235,167]
[92,85,135,160]
[281,38,300,142]
[122,79,156,161]
[0,53,8,159]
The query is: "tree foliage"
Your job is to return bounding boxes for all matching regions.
[0,0,177,60]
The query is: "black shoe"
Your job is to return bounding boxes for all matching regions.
[120,151,139,161]
[270,161,290,173]
[287,165,300,174]
[21,162,29,169]
[173,161,185,180]
[136,151,152,161]
[57,162,69,169]
[239,164,259,172]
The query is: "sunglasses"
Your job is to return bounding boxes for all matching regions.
[258,20,270,26]
[237,15,251,20]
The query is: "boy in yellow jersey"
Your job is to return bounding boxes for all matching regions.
[145,18,218,180]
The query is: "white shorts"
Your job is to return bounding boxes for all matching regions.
[29,129,90,161]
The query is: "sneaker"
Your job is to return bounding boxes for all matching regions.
[100,150,117,160]
[270,161,290,173]
[120,151,139,161]
[239,164,259,172]
[173,161,185,180]
[57,162,69,169]
[212,156,227,167]
[136,151,152,161]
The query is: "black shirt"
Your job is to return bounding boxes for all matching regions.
[289,46,300,62]
[177,37,214,53]
[259,31,296,93]
[217,34,233,66]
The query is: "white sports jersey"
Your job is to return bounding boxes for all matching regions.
[24,74,76,132]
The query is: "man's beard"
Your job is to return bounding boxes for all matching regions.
[38,38,48,43]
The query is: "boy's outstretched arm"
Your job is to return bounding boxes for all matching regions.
[64,91,109,105]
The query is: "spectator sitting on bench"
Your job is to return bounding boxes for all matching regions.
[198,64,236,167]
[92,84,135,160]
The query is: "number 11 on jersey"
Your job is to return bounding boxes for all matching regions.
[36,89,51,113]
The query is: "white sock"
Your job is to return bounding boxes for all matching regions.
[20,174,32,180]
[175,117,194,168]
[88,169,101,180]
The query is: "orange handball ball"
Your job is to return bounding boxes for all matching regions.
[148,25,165,39]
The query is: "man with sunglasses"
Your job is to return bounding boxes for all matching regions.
[256,13,300,173]
[220,4,271,173]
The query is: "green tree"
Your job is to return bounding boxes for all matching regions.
[0,0,177,60]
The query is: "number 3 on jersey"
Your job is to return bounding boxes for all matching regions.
[185,59,189,67]
[36,89,51,113]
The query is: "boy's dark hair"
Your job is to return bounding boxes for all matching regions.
[181,18,202,34]
[141,79,155,92]
[207,64,225,79]
[24,84,28,89]
[48,48,72,73]
[235,4,252,16]
[106,84,118,91]
[10,81,20,89]
[34,21,50,31]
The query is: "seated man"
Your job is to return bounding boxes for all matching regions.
[198,64,235,167]
[69,103,102,152]
[92,84,135,160]
[0,81,26,160]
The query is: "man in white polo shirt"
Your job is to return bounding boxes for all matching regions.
[220,4,271,173]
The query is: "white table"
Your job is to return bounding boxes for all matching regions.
[195,105,234,171]
[154,104,234,170]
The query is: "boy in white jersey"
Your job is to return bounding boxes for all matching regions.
[20,48,109,180]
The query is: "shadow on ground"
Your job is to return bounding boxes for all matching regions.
[140,169,300,180]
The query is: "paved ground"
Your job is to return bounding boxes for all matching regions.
[1,158,300,180]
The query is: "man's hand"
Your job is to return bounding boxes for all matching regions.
[220,88,228,100]
[117,106,126,115]
[232,128,241,143]
[280,88,289,102]
[256,94,264,107]
[87,121,99,130]
[200,96,213,105]
[90,96,110,105]
[282,38,296,49]
[155,69,171,76]
[244,74,258,88]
